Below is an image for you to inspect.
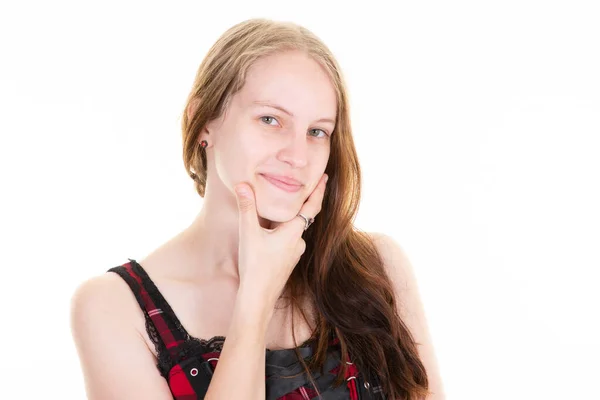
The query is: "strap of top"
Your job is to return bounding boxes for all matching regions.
[107,260,385,398]
[107,258,190,372]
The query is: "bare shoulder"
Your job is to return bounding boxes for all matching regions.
[367,231,416,293]
[70,272,172,399]
[70,271,144,330]
[366,231,447,399]
[71,271,129,302]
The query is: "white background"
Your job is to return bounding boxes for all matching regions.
[1,1,598,399]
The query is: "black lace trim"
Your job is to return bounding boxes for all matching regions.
[128,259,191,337]
[108,263,171,378]
[125,259,196,377]
[126,259,318,378]
[155,335,227,378]
[112,259,388,398]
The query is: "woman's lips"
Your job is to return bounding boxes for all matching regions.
[260,174,303,193]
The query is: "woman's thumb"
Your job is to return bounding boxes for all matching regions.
[234,183,258,230]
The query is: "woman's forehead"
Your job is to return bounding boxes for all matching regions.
[236,59,337,120]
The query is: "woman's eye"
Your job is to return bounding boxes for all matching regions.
[261,116,328,139]
[260,116,279,126]
[309,129,328,138]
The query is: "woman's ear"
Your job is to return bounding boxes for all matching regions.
[198,130,210,146]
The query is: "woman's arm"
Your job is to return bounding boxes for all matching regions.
[71,274,273,400]
[70,274,174,400]
[370,232,447,400]
[203,286,273,400]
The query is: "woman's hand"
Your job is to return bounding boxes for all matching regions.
[233,173,328,307]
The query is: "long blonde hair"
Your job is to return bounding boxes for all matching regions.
[181,18,429,400]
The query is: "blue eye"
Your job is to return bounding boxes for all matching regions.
[260,116,279,126]
[309,129,328,138]
[260,116,329,139]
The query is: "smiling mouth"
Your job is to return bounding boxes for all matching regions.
[260,174,303,193]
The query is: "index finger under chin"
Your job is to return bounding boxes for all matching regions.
[286,173,329,235]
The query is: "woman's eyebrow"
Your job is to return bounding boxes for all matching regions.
[252,100,335,125]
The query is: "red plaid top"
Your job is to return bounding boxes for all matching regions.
[108,259,384,399]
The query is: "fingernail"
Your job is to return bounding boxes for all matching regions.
[235,185,247,197]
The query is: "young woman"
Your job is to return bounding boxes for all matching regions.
[71,18,444,400]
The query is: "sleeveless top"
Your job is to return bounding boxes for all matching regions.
[108,259,386,400]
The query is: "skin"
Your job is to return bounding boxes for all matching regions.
[186,49,337,283]
[70,49,445,399]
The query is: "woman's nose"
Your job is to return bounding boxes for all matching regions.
[277,134,308,168]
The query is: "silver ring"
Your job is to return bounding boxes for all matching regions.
[297,213,315,231]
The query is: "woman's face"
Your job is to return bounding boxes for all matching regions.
[203,50,337,225]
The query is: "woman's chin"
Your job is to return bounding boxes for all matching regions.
[256,203,299,228]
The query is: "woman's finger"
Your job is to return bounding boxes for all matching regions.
[234,183,259,239]
[283,173,328,235]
